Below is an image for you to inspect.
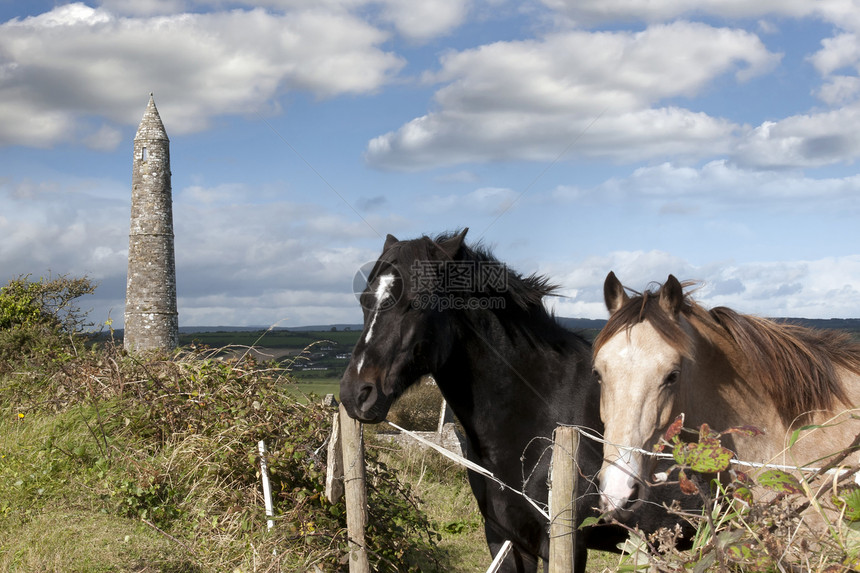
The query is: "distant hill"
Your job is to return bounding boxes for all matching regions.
[559,317,860,332]
[104,317,860,341]
[175,317,860,335]
[557,317,607,331]
[774,317,860,330]
[177,324,363,334]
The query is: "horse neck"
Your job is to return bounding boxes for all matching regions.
[680,316,787,461]
[432,310,594,452]
[778,367,860,467]
[677,314,860,469]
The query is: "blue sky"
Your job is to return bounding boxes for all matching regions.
[2,0,860,328]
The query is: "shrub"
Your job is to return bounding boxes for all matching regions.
[0,274,96,376]
[1,337,446,572]
[387,378,444,431]
[598,417,860,571]
[0,274,96,333]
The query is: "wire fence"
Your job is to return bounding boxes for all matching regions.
[388,415,860,526]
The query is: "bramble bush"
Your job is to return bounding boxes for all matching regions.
[593,415,860,572]
[0,275,446,572]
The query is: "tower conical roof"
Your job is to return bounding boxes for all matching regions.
[135,93,169,141]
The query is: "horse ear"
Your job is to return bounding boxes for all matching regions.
[383,234,399,251]
[440,228,468,258]
[604,271,629,314]
[659,274,685,316]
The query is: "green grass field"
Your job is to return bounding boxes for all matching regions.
[288,378,340,401]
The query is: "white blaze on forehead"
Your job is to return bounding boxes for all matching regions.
[361,273,397,363]
[374,273,397,304]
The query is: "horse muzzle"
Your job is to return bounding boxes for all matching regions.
[339,373,393,424]
[598,457,642,519]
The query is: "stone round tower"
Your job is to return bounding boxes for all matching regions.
[124,93,179,352]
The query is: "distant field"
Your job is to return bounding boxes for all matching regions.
[289,378,341,401]
[178,329,359,385]
[179,328,360,348]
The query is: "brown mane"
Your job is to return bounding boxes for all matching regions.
[594,280,860,423]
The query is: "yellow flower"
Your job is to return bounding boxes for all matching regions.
[17,413,24,420]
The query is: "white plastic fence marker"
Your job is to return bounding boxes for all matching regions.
[258,440,274,530]
[486,540,513,573]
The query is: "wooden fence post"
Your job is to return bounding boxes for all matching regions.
[548,426,579,573]
[339,403,371,573]
[325,408,344,503]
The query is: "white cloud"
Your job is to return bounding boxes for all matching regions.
[377,0,470,42]
[810,32,860,76]
[0,177,130,313]
[606,160,860,204]
[82,124,124,151]
[539,0,826,26]
[0,173,386,329]
[817,75,860,106]
[547,251,860,320]
[711,21,860,167]
[366,22,777,170]
[734,107,860,169]
[101,0,470,41]
[0,3,404,147]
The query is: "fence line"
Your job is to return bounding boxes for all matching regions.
[387,420,851,528]
[328,406,857,572]
[567,425,857,476]
[385,421,551,520]
[486,540,512,573]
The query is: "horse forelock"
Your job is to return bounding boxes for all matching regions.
[593,287,695,360]
[704,306,858,422]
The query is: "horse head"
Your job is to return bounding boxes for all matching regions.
[592,271,693,518]
[339,229,468,423]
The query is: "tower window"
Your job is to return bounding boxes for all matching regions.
[141,146,148,161]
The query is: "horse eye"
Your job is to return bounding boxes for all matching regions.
[591,368,602,384]
[663,370,680,387]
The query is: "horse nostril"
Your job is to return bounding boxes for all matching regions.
[628,483,640,506]
[357,383,374,407]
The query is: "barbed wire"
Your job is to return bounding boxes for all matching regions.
[565,425,859,476]
[385,421,551,520]
[386,419,860,526]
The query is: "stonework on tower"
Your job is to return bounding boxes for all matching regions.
[124,94,179,352]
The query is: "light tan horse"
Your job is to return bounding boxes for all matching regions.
[593,271,860,518]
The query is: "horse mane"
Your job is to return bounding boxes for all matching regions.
[384,232,575,350]
[594,279,860,422]
[706,306,859,421]
[426,231,561,311]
